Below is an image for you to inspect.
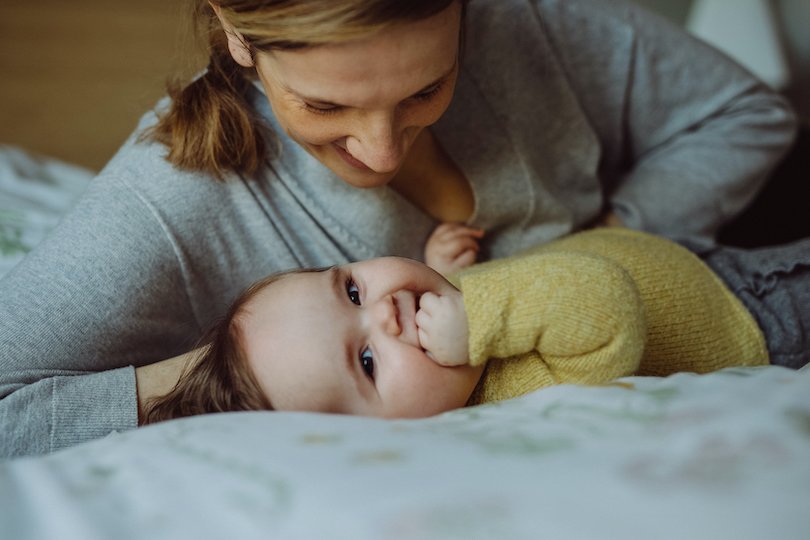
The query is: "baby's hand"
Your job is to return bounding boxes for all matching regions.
[425,223,485,276]
[415,290,469,367]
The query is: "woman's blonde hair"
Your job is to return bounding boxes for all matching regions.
[142,267,327,424]
[145,0,467,181]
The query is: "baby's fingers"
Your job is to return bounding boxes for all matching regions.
[452,248,477,270]
[417,291,441,311]
[443,226,485,245]
[450,234,481,254]
[417,326,432,354]
[431,223,484,242]
[417,327,457,366]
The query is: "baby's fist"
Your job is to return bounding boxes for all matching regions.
[415,291,469,366]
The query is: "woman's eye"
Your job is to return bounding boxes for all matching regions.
[413,83,443,102]
[304,103,341,116]
[346,280,361,305]
[360,348,375,379]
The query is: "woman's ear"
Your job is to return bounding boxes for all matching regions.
[210,2,255,68]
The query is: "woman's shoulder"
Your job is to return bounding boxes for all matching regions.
[467,0,639,33]
[457,0,643,113]
[466,0,678,64]
[94,101,248,207]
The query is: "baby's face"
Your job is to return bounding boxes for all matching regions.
[241,257,484,418]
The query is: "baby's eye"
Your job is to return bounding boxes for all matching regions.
[346,279,361,306]
[360,348,375,379]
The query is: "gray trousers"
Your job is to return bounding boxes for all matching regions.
[680,237,810,369]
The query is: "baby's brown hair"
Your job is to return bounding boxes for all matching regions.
[142,268,325,424]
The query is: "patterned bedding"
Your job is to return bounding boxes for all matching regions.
[2,365,809,539]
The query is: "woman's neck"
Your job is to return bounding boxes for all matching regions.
[389,129,474,223]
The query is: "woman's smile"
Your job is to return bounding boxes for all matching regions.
[332,141,371,171]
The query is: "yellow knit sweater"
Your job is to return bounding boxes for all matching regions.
[450,229,769,406]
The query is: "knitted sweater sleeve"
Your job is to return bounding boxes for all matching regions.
[460,252,647,405]
[537,0,797,240]
[0,174,194,459]
[529,229,771,377]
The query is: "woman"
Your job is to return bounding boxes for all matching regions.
[0,0,796,459]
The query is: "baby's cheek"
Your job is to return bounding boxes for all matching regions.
[426,361,476,406]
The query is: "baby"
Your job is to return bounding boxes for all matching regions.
[142,226,779,424]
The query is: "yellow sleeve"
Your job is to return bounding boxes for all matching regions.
[521,228,769,375]
[460,252,647,405]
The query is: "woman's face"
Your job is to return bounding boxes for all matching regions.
[246,3,462,188]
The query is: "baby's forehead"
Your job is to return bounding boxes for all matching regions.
[241,277,337,357]
[244,268,334,318]
[257,267,331,295]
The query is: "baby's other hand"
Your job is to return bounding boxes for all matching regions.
[415,291,469,367]
[425,222,484,276]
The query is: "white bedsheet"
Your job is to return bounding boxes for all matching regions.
[2,364,809,539]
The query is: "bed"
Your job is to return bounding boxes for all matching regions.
[0,145,94,279]
[1,364,809,539]
[2,147,809,539]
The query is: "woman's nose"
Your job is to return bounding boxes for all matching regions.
[370,297,401,336]
[347,112,405,173]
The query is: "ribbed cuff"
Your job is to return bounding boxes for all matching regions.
[50,366,139,454]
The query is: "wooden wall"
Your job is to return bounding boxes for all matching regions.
[0,0,203,172]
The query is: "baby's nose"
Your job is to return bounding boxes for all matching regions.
[371,297,401,336]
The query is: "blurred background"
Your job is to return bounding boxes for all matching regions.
[0,0,204,172]
[0,0,807,244]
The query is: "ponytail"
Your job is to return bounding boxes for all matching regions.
[143,11,269,181]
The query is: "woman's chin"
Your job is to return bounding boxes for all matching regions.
[333,166,397,189]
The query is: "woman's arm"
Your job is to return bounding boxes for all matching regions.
[134,351,198,425]
[539,0,798,239]
[0,174,198,459]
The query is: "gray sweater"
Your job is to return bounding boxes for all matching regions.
[0,0,796,459]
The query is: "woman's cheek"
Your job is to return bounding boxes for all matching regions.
[283,113,348,146]
[269,98,342,145]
